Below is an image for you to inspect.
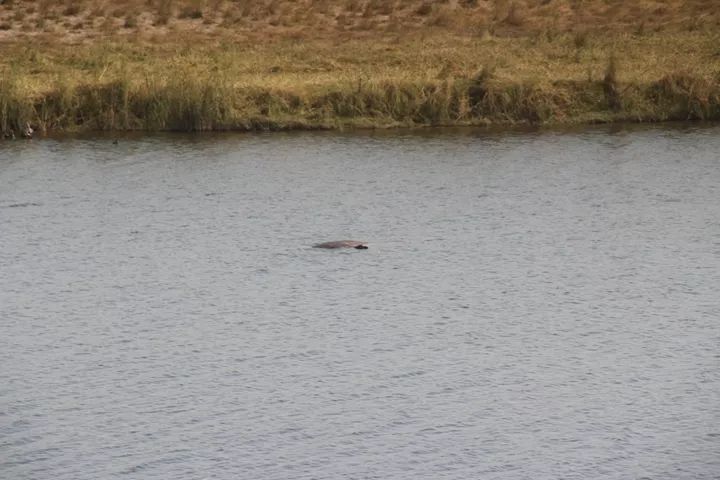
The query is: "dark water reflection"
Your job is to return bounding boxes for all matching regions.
[2,124,719,480]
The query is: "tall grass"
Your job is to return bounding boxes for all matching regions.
[1,28,719,135]
[0,71,34,134]
[30,75,240,132]
[3,70,718,135]
[649,72,720,121]
[603,55,621,112]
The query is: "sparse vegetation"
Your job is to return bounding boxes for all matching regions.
[123,14,137,29]
[0,0,718,134]
[62,4,81,17]
[178,6,202,19]
[155,0,173,25]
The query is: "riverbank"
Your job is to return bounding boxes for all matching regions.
[1,1,719,134]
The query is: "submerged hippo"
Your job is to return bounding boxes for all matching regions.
[313,240,368,249]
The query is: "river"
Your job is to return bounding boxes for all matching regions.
[2,125,719,479]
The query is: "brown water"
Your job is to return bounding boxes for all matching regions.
[1,125,719,480]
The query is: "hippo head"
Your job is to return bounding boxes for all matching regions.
[354,244,368,249]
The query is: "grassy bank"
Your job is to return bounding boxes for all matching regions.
[1,1,719,134]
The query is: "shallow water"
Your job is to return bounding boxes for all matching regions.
[2,125,719,480]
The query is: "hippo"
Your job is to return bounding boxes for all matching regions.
[313,240,368,249]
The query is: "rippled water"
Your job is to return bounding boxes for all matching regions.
[2,125,719,480]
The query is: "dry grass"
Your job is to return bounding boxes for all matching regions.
[1,0,718,43]
[0,1,719,133]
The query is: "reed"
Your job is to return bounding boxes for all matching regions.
[3,69,717,135]
[0,71,34,135]
[648,72,720,121]
[603,55,621,112]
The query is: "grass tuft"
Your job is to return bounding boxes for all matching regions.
[603,55,621,112]
[649,73,720,120]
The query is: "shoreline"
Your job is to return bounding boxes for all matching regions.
[7,119,720,144]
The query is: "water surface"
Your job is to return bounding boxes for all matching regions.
[2,125,719,479]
